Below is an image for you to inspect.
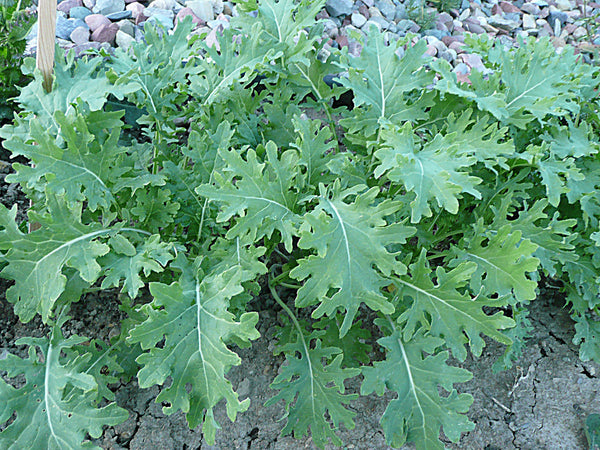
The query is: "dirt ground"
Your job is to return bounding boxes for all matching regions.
[1,141,600,450]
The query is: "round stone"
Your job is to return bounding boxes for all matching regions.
[70,25,90,44]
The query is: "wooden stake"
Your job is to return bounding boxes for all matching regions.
[30,0,56,232]
[36,0,56,93]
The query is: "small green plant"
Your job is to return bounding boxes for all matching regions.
[1,1,600,448]
[0,0,34,120]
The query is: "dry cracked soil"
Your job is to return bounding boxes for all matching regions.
[1,135,600,450]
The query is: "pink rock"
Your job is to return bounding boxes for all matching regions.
[500,1,522,13]
[85,14,110,31]
[336,35,349,48]
[449,41,466,53]
[358,3,369,18]
[57,0,83,13]
[205,27,220,50]
[91,22,119,43]
[425,44,437,56]
[492,4,502,15]
[126,2,145,19]
[176,7,205,26]
[460,53,486,72]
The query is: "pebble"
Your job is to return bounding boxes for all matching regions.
[70,25,90,44]
[91,22,119,43]
[24,0,600,70]
[85,13,111,31]
[116,29,136,48]
[93,0,125,15]
[106,10,132,20]
[325,0,353,17]
[69,6,92,19]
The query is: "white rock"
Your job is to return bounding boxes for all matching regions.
[116,29,135,49]
[523,13,536,30]
[351,12,367,28]
[148,0,176,9]
[573,26,587,40]
[555,0,572,11]
[186,0,213,21]
[70,26,90,44]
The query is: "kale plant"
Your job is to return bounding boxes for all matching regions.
[1,1,600,448]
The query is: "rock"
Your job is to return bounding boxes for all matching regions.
[425,44,437,56]
[500,1,521,13]
[449,40,466,53]
[91,22,119,42]
[397,19,419,33]
[555,0,572,11]
[325,0,353,17]
[487,14,520,31]
[70,25,90,44]
[70,6,92,19]
[73,41,109,56]
[176,7,205,26]
[523,13,536,29]
[463,17,485,34]
[394,4,407,20]
[520,2,541,15]
[547,10,567,28]
[148,0,176,9]
[117,19,135,35]
[439,50,455,62]
[93,0,125,16]
[126,2,145,19]
[116,29,135,48]
[145,7,174,19]
[366,16,389,30]
[363,18,382,32]
[186,0,213,21]
[85,13,111,31]
[106,10,132,19]
[58,0,83,14]
[83,0,95,9]
[351,12,367,28]
[572,26,587,40]
[56,16,81,39]
[322,19,338,38]
[374,0,396,20]
[145,13,174,29]
[212,0,224,15]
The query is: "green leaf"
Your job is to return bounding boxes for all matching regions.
[0,318,128,449]
[5,110,128,211]
[291,115,337,187]
[16,49,133,133]
[101,235,176,298]
[291,184,415,337]
[375,122,482,223]
[450,223,540,303]
[361,326,474,449]
[196,142,302,251]
[586,413,600,450]
[395,250,514,361]
[573,313,600,364]
[0,198,110,323]
[313,314,373,367]
[491,199,578,278]
[338,28,434,135]
[265,329,360,448]
[127,256,260,444]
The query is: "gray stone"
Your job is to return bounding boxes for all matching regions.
[69,25,90,44]
[555,0,572,11]
[351,12,367,28]
[186,0,213,21]
[93,0,125,15]
[322,18,339,38]
[70,6,92,19]
[487,15,520,31]
[520,2,541,15]
[56,16,81,40]
[117,19,135,35]
[106,10,132,19]
[145,13,174,29]
[325,0,353,17]
[375,0,396,20]
[424,28,447,40]
[547,10,567,28]
[394,3,407,20]
[116,29,135,48]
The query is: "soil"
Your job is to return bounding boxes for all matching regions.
[1,134,599,450]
